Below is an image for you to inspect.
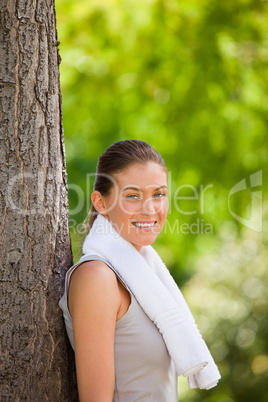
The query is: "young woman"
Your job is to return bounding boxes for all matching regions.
[59,140,220,401]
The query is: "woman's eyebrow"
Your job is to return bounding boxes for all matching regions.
[121,185,167,192]
[154,185,168,191]
[121,186,142,192]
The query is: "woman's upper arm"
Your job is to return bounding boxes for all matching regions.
[68,261,121,402]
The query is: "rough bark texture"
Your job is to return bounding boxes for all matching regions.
[0,0,78,400]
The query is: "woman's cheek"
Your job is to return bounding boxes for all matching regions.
[120,199,141,214]
[164,198,169,214]
[154,198,169,215]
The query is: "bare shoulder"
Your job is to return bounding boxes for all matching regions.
[68,260,120,318]
[70,259,117,285]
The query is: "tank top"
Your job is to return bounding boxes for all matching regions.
[59,255,178,401]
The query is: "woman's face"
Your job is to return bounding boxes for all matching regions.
[94,162,169,252]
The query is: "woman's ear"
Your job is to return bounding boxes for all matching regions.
[91,191,108,215]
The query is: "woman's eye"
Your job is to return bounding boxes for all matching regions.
[126,194,140,199]
[154,192,166,198]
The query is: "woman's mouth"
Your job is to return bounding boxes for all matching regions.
[132,221,157,228]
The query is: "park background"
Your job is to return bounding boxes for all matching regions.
[55,1,268,401]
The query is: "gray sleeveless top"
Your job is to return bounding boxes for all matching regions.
[59,255,178,401]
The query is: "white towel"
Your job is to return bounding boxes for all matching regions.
[82,213,221,389]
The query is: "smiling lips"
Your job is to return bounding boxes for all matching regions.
[132,221,157,228]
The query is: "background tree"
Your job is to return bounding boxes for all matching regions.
[0,1,77,400]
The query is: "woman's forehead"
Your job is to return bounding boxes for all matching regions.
[113,162,167,188]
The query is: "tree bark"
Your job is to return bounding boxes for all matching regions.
[0,0,78,400]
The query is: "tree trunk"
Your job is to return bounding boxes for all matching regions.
[0,1,78,400]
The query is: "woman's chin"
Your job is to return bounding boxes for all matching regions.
[131,235,158,249]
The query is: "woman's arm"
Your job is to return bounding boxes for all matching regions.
[68,260,121,402]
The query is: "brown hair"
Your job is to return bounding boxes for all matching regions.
[85,139,166,232]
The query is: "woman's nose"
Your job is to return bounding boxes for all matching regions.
[141,198,156,214]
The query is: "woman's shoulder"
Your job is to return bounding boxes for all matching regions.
[68,260,121,317]
[70,259,119,293]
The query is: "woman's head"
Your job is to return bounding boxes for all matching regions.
[87,140,168,250]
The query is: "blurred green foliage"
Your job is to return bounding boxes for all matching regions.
[55,0,268,400]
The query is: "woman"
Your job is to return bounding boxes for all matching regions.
[59,140,220,401]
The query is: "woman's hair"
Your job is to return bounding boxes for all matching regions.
[85,139,166,232]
